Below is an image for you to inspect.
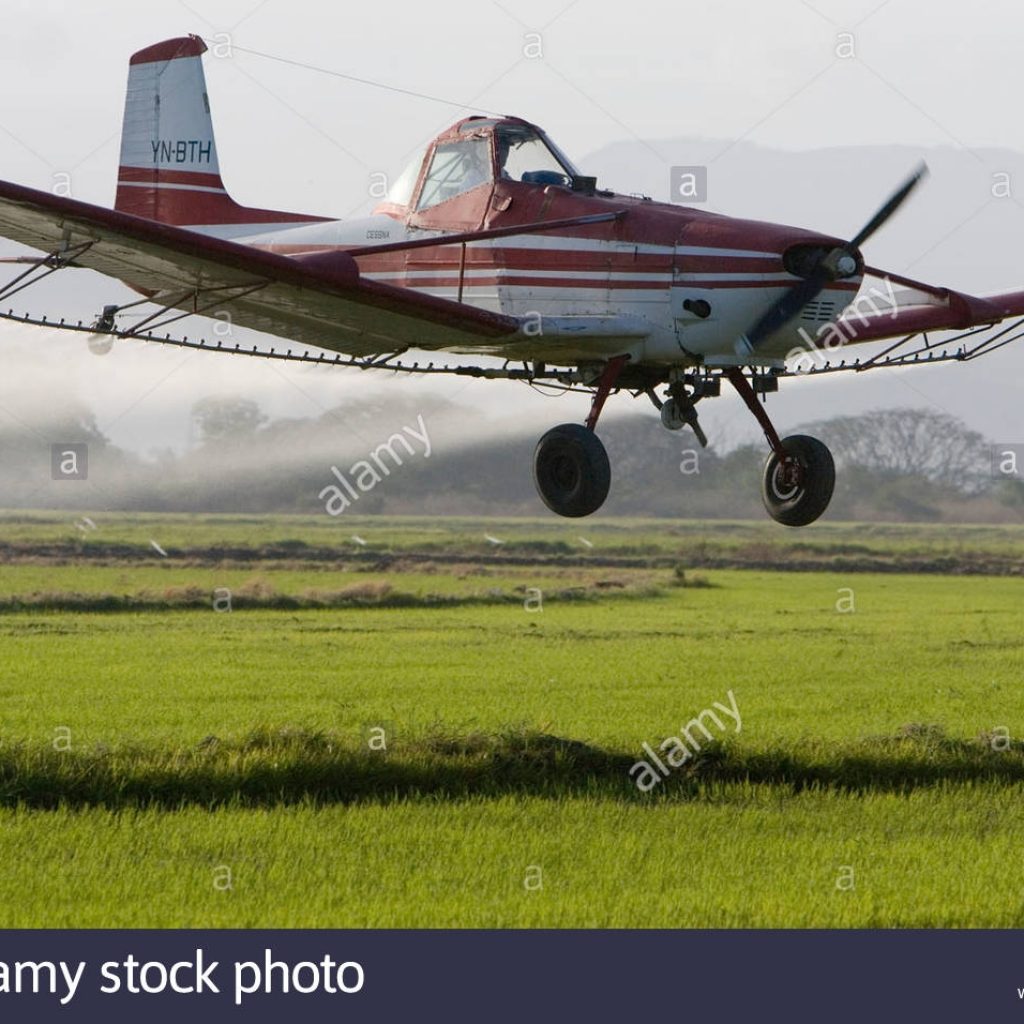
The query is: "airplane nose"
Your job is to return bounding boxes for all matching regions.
[735,163,924,356]
[782,240,863,282]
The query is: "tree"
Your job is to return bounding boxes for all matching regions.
[191,397,267,447]
[797,408,989,493]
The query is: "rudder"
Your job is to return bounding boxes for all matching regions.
[115,35,324,235]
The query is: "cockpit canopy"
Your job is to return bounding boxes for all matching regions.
[384,117,581,212]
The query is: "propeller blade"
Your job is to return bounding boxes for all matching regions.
[736,270,829,355]
[849,162,928,249]
[734,162,929,356]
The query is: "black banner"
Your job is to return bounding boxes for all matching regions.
[0,929,1018,1021]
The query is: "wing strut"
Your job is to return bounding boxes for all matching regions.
[111,281,271,338]
[0,240,94,303]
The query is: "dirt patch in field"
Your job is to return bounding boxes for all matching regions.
[0,540,1020,575]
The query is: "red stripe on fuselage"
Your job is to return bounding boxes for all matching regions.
[262,242,787,277]
[356,273,859,292]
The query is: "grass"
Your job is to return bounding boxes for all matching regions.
[1,509,1022,568]
[0,513,1021,927]
[2,727,1024,810]
[8,788,1024,928]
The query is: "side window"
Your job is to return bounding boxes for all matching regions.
[496,129,573,186]
[416,138,492,211]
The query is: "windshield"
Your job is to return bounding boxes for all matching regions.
[495,126,577,185]
[416,138,493,210]
[389,124,582,210]
[386,154,423,207]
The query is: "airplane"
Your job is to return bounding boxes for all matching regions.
[0,34,1021,525]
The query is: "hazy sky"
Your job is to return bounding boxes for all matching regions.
[0,0,1022,457]
[4,0,1024,206]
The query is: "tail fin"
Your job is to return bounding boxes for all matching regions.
[115,35,326,236]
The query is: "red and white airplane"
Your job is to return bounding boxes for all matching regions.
[0,35,1021,524]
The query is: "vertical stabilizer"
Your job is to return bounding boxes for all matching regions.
[115,34,325,235]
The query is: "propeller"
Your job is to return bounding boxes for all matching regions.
[734,162,928,356]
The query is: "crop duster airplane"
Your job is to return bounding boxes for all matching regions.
[0,35,1021,524]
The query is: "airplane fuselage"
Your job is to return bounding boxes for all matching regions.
[239,186,864,369]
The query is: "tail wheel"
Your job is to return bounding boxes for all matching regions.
[761,434,835,527]
[533,424,610,518]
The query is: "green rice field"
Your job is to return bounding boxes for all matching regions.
[0,512,1020,927]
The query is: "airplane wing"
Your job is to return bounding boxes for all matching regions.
[6,177,1019,368]
[0,179,522,357]
[827,272,1024,348]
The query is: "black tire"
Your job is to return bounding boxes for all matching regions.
[761,434,835,527]
[533,423,611,518]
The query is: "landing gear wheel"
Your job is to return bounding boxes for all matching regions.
[761,434,835,527]
[533,423,611,518]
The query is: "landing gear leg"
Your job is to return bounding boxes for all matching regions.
[584,355,630,432]
[725,368,835,527]
[533,355,628,518]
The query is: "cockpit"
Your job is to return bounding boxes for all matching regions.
[494,122,580,187]
[382,117,583,214]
